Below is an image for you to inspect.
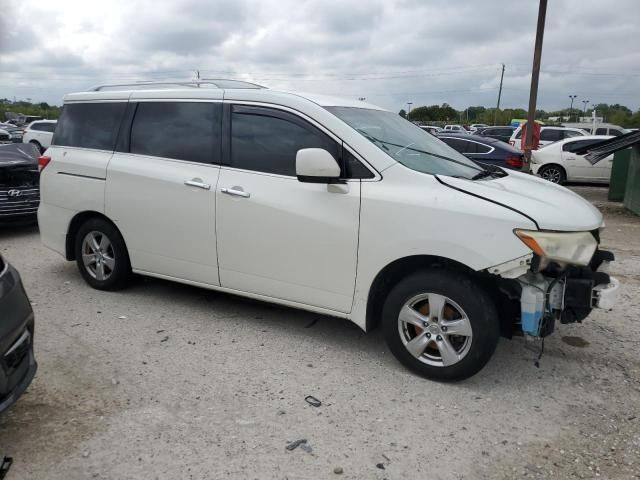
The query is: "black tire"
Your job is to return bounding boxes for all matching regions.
[74,217,132,290]
[538,164,566,184]
[382,269,499,382]
[29,140,43,154]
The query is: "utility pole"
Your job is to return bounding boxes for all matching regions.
[494,63,505,125]
[522,0,547,172]
[568,94,577,121]
[407,102,413,120]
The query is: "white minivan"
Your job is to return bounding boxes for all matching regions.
[38,81,619,381]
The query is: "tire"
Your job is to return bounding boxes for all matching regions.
[382,269,500,382]
[74,217,132,290]
[29,140,43,154]
[538,164,566,184]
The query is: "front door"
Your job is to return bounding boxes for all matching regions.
[216,105,362,313]
[106,100,223,285]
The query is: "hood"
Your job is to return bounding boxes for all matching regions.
[437,169,603,231]
[0,143,39,168]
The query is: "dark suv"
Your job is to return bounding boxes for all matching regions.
[0,254,37,413]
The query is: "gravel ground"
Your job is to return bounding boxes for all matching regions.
[1,185,639,479]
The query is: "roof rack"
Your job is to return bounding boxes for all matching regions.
[89,79,266,92]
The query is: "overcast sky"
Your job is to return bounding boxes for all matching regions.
[1,0,639,112]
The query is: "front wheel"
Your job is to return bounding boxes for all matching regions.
[382,270,499,381]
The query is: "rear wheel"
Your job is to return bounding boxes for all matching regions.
[74,218,132,290]
[539,164,566,184]
[382,270,499,381]
[29,140,43,154]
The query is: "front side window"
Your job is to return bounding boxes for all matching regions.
[52,102,126,150]
[130,102,221,163]
[231,107,339,176]
[327,107,482,179]
[595,128,608,135]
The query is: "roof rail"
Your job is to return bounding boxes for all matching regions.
[89,79,266,92]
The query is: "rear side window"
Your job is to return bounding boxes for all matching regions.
[540,129,563,142]
[562,139,602,153]
[53,103,126,150]
[595,128,607,135]
[130,102,221,164]
[609,129,623,136]
[231,107,339,176]
[40,123,56,132]
[440,137,469,153]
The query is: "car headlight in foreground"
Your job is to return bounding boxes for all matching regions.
[514,229,598,266]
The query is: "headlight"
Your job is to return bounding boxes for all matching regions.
[514,229,597,266]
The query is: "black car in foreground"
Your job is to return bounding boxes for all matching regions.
[0,254,37,413]
[436,132,525,170]
[0,143,40,225]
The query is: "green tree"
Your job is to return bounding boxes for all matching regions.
[398,109,407,118]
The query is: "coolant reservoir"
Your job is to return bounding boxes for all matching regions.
[520,282,545,336]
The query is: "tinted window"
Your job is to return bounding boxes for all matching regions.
[130,102,220,164]
[53,103,126,150]
[344,149,374,179]
[440,137,470,153]
[563,130,582,138]
[540,129,563,142]
[595,128,608,135]
[562,139,603,153]
[497,128,514,136]
[41,123,56,133]
[515,129,523,139]
[471,141,491,154]
[231,107,339,176]
[610,129,623,136]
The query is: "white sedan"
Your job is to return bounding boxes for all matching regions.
[531,135,613,184]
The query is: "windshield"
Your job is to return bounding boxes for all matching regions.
[326,107,482,179]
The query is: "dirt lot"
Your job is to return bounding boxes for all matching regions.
[1,186,639,479]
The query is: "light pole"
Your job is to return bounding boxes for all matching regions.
[568,95,577,121]
[581,99,589,116]
[407,102,413,120]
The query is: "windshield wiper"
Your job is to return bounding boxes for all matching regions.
[472,170,495,180]
[360,133,484,174]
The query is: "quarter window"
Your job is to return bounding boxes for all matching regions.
[130,102,221,163]
[52,103,126,150]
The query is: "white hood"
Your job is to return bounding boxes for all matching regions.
[438,170,603,231]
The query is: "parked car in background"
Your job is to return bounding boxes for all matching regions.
[0,129,11,145]
[38,81,618,381]
[531,135,613,184]
[420,125,443,135]
[437,133,525,170]
[443,124,467,133]
[0,123,24,143]
[22,120,57,153]
[469,123,488,133]
[562,122,628,136]
[475,126,516,143]
[509,126,587,150]
[0,143,41,225]
[0,254,37,414]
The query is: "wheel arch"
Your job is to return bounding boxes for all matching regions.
[65,211,123,260]
[365,255,478,332]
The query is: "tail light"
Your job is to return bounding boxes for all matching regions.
[506,156,524,169]
[38,155,51,172]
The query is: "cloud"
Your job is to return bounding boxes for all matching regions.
[0,0,638,113]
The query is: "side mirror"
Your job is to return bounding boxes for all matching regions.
[296,148,341,183]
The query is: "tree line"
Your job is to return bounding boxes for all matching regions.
[399,103,640,127]
[1,99,62,121]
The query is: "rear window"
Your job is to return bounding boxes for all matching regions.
[53,103,126,150]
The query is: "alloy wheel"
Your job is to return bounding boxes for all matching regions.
[397,293,473,367]
[541,167,562,183]
[81,231,116,281]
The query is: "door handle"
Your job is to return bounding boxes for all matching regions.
[221,187,250,198]
[184,179,211,190]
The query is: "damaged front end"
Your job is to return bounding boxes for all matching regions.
[488,228,619,339]
[0,144,40,225]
